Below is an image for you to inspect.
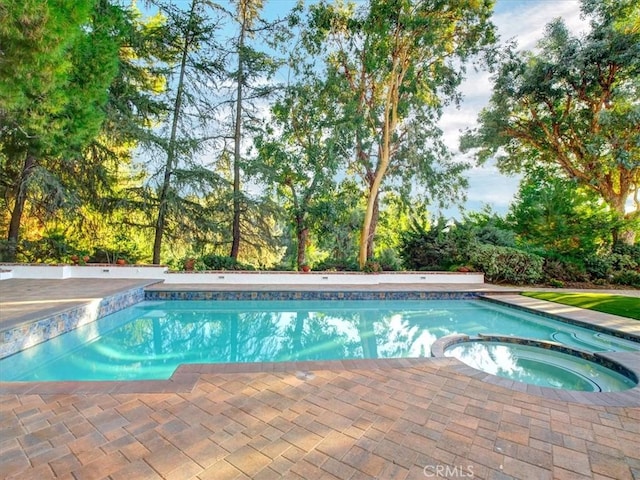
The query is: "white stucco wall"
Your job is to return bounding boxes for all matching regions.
[0,264,484,284]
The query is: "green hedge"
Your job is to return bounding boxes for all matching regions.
[470,244,544,284]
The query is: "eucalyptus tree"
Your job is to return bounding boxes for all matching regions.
[461,0,640,245]
[307,0,496,267]
[0,0,123,260]
[147,0,226,264]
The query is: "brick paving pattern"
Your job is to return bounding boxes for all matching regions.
[2,358,639,479]
[1,279,639,478]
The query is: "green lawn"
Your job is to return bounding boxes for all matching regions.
[522,292,640,320]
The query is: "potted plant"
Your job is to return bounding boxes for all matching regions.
[300,263,310,272]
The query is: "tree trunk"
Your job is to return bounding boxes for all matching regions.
[6,152,36,261]
[610,195,636,246]
[230,13,247,260]
[618,229,636,246]
[358,85,397,268]
[366,191,379,262]
[152,0,196,264]
[359,164,387,268]
[358,54,404,268]
[296,223,308,268]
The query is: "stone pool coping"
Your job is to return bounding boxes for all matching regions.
[0,281,156,359]
[1,281,639,405]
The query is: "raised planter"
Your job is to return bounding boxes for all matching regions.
[0,264,167,280]
[0,264,484,284]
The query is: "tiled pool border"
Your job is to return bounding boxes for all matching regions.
[143,290,479,301]
[480,295,640,343]
[0,287,145,359]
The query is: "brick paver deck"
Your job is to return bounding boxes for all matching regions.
[1,279,639,479]
[2,358,639,479]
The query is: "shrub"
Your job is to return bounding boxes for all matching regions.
[399,220,462,270]
[469,244,544,284]
[612,242,640,263]
[585,252,638,280]
[200,254,254,270]
[89,246,141,264]
[474,224,516,247]
[362,261,382,273]
[611,271,640,288]
[20,232,73,263]
[313,258,359,271]
[0,240,16,262]
[584,255,613,279]
[543,258,588,282]
[377,248,403,271]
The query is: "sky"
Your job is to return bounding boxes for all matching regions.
[439,0,590,219]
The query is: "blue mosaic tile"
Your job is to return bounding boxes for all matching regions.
[0,287,145,359]
[144,290,479,302]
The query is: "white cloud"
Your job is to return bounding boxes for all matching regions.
[497,2,589,51]
[441,0,587,218]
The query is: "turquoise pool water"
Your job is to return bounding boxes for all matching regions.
[444,341,636,392]
[1,299,638,382]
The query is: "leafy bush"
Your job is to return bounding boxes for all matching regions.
[89,246,142,264]
[199,254,254,271]
[543,258,588,282]
[611,271,640,288]
[376,248,403,271]
[548,279,565,288]
[313,258,359,271]
[0,240,17,262]
[473,224,516,247]
[612,242,640,263]
[585,252,638,280]
[20,232,74,263]
[469,244,544,284]
[399,219,463,270]
[584,255,612,279]
[362,261,382,273]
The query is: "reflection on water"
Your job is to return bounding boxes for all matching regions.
[453,343,522,376]
[445,342,636,392]
[5,301,458,381]
[2,299,638,382]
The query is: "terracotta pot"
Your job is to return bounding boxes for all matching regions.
[116,259,126,265]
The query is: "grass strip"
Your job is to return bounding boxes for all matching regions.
[522,292,640,320]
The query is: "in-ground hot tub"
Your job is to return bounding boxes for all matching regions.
[432,334,638,392]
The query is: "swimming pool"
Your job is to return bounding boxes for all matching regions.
[1,298,638,382]
[441,337,637,392]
